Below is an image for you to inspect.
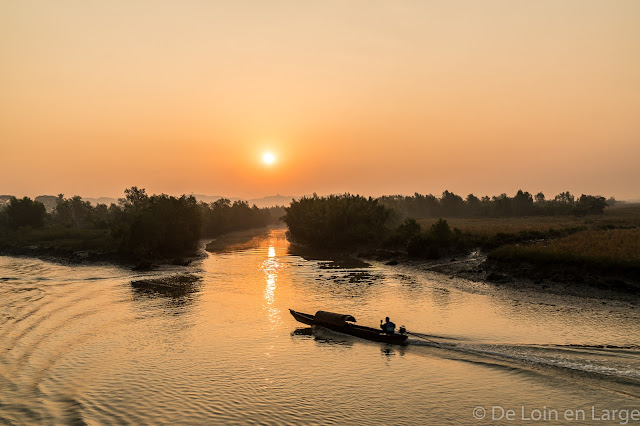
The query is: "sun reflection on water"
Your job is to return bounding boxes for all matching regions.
[262,242,281,328]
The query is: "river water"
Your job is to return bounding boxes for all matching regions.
[1,228,639,424]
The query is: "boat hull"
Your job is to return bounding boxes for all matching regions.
[289,309,408,345]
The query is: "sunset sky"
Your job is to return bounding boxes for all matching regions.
[2,0,639,200]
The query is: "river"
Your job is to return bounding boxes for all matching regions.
[1,228,639,424]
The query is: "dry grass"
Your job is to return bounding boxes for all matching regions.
[526,228,640,266]
[416,204,640,237]
[489,228,640,271]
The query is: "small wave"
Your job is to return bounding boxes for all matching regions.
[406,331,467,341]
[552,343,640,350]
[407,338,451,348]
[446,343,640,384]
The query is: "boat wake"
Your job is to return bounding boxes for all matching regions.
[407,336,640,398]
[293,322,640,398]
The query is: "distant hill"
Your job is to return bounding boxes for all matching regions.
[1,195,59,212]
[246,195,295,208]
[191,194,295,208]
[190,194,224,204]
[0,195,12,209]
[81,197,119,206]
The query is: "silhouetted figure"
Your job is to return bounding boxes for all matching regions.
[380,317,396,334]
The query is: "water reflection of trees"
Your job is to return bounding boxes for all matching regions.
[288,246,384,299]
[311,270,384,300]
[206,235,265,254]
[287,246,369,269]
[205,227,286,254]
[130,274,202,314]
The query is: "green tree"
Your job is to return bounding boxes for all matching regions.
[53,195,95,228]
[5,197,47,228]
[116,189,202,259]
[284,194,392,247]
[121,186,149,209]
[396,218,421,242]
[575,195,607,215]
[512,190,534,216]
[466,194,481,216]
[440,191,464,216]
[554,191,575,204]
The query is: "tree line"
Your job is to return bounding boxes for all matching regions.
[283,191,612,254]
[379,190,611,218]
[283,194,391,248]
[1,188,613,260]
[283,194,455,252]
[0,187,283,261]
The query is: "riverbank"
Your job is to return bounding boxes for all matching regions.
[0,189,283,270]
[0,227,122,264]
[356,246,639,301]
[360,206,640,297]
[285,195,640,298]
[0,242,202,270]
[0,225,284,270]
[357,244,640,300]
[428,256,638,300]
[0,227,205,269]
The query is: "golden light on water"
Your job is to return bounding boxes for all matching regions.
[262,243,280,329]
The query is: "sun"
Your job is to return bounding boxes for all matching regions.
[262,151,276,165]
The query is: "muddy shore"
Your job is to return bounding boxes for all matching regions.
[357,247,640,302]
[3,233,639,302]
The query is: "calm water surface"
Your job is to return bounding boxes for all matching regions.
[1,228,639,424]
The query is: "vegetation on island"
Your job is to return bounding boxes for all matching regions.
[3,185,639,287]
[285,190,612,253]
[0,187,283,265]
[284,190,640,287]
[283,194,391,248]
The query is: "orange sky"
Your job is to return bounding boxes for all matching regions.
[2,1,639,200]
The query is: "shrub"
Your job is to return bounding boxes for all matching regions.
[6,197,47,229]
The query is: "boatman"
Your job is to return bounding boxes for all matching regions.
[380,317,396,334]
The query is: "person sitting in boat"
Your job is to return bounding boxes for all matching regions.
[380,317,396,334]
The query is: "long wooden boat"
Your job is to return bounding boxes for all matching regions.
[289,309,408,345]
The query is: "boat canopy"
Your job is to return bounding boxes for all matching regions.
[315,311,356,325]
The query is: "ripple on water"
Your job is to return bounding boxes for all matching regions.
[1,235,640,424]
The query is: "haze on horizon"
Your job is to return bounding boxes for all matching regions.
[2,0,639,201]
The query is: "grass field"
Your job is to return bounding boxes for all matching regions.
[489,228,640,271]
[415,204,640,274]
[416,204,640,237]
